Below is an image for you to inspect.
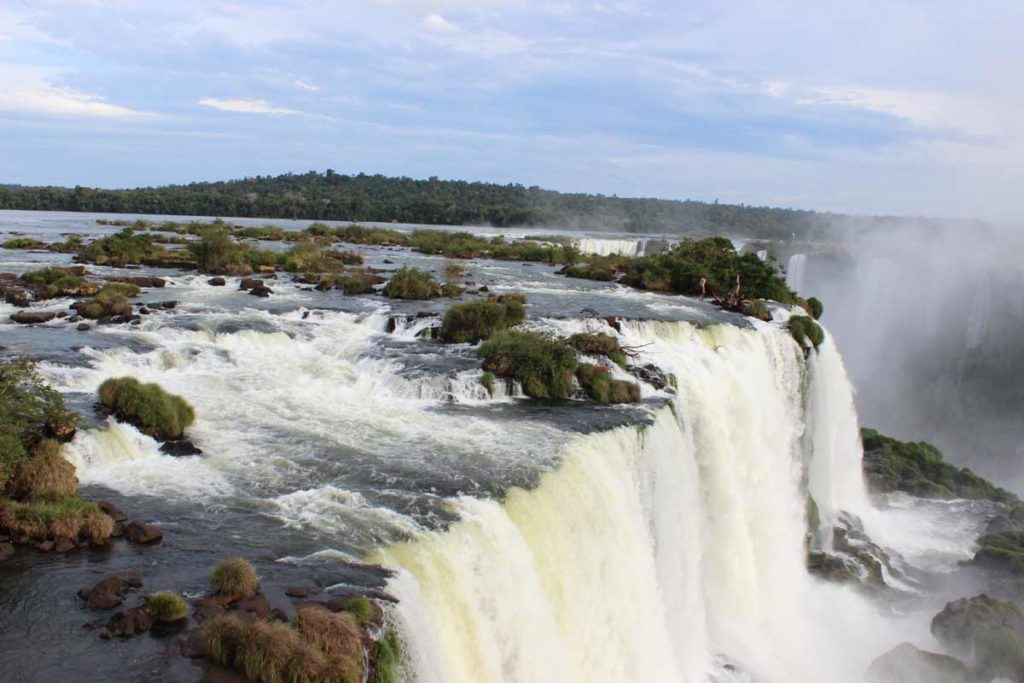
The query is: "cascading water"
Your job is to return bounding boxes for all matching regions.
[376,320,952,683]
[574,237,648,258]
[786,253,808,292]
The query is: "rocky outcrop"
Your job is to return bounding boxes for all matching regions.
[160,440,203,457]
[866,643,971,683]
[78,573,143,610]
[207,277,226,286]
[10,311,57,325]
[931,594,1024,682]
[123,521,163,544]
[103,607,154,639]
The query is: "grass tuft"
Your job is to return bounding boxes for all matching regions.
[210,557,259,599]
[98,377,195,441]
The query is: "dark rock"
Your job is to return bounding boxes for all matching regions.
[285,586,311,598]
[123,521,163,544]
[160,440,203,457]
[96,501,127,523]
[629,363,671,391]
[68,315,81,323]
[248,285,272,297]
[56,311,69,319]
[603,316,621,332]
[193,595,230,623]
[0,543,13,561]
[111,522,124,538]
[55,539,76,553]
[79,573,143,610]
[181,630,208,658]
[161,301,177,309]
[10,311,57,324]
[866,643,971,683]
[478,285,489,292]
[77,323,90,331]
[325,587,399,606]
[239,278,262,290]
[36,540,55,552]
[932,594,1024,681]
[233,594,270,619]
[106,276,165,288]
[268,608,289,623]
[150,617,189,638]
[138,307,150,315]
[207,277,226,286]
[105,607,153,639]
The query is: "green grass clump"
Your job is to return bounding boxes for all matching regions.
[789,315,824,351]
[328,224,410,246]
[19,267,97,297]
[210,557,259,599]
[75,283,140,319]
[0,496,110,542]
[805,296,824,320]
[49,235,84,253]
[563,259,619,281]
[742,299,771,321]
[145,592,189,622]
[567,332,626,367]
[77,228,169,266]
[479,331,577,400]
[374,630,403,683]
[337,596,374,626]
[440,293,528,343]
[383,267,441,300]
[575,364,641,404]
[98,377,195,440]
[2,237,46,249]
[6,438,77,499]
[480,372,495,397]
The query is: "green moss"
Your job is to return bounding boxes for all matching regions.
[575,364,641,404]
[98,377,195,440]
[789,315,825,351]
[375,630,403,683]
[478,331,577,400]
[145,592,189,622]
[383,267,441,300]
[338,596,374,626]
[440,294,528,344]
[974,533,1024,575]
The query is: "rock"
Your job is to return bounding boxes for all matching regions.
[285,586,311,598]
[76,323,90,331]
[239,278,262,290]
[207,277,226,286]
[79,573,143,610]
[106,276,165,288]
[123,521,163,544]
[181,630,208,658]
[138,306,150,315]
[932,594,1024,681]
[268,608,289,622]
[68,315,81,322]
[629,363,671,391]
[96,501,127,523]
[0,543,14,561]
[160,301,177,309]
[193,595,230,623]
[56,311,69,318]
[36,540,55,552]
[55,539,76,553]
[603,316,621,332]
[10,311,57,324]
[160,440,203,457]
[233,594,270,619]
[478,285,489,292]
[866,643,971,683]
[111,522,124,538]
[105,606,154,639]
[249,285,272,297]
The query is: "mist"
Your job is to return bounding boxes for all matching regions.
[799,220,1024,494]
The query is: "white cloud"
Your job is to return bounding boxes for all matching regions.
[294,79,319,92]
[198,98,303,115]
[0,64,152,119]
[422,13,460,33]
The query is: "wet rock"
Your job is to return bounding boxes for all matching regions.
[160,440,203,457]
[79,573,143,610]
[207,277,226,286]
[138,306,151,315]
[56,311,69,319]
[111,522,124,538]
[36,540,55,552]
[77,323,90,331]
[866,643,971,683]
[629,363,671,391]
[55,539,76,553]
[193,595,230,623]
[97,501,127,523]
[181,630,208,658]
[68,315,81,323]
[285,586,311,598]
[106,276,165,288]
[10,311,57,324]
[268,608,289,622]
[160,301,177,309]
[248,285,272,297]
[239,278,262,290]
[105,607,153,639]
[0,543,14,561]
[150,617,189,638]
[603,316,621,332]
[325,587,399,606]
[123,521,163,544]
[478,285,489,292]
[932,594,1024,681]
[233,594,270,619]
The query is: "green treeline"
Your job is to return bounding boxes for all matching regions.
[0,170,837,238]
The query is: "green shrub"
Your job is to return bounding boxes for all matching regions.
[480,372,495,396]
[742,299,771,321]
[375,630,403,683]
[2,237,46,249]
[19,267,97,298]
[98,377,195,440]
[440,294,528,343]
[383,267,440,300]
[337,596,374,626]
[575,364,641,404]
[789,315,824,351]
[479,331,577,400]
[329,225,409,246]
[210,557,259,599]
[188,228,238,273]
[77,228,168,266]
[6,439,76,500]
[49,235,84,253]
[279,240,359,273]
[567,333,626,367]
[564,260,618,281]
[0,497,107,542]
[806,296,824,320]
[146,592,189,622]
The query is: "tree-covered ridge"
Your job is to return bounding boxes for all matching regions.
[0,170,840,238]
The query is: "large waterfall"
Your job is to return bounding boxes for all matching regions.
[377,320,934,683]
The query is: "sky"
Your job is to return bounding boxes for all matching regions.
[0,0,1021,221]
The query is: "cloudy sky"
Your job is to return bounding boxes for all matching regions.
[1,0,1021,220]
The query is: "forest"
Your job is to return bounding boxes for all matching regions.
[0,171,873,239]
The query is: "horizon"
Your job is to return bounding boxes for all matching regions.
[1,2,1021,223]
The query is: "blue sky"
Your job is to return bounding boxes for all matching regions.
[1,0,1021,221]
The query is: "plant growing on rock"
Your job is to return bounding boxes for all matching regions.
[382,267,443,300]
[805,296,824,320]
[145,592,189,622]
[19,266,98,298]
[575,364,641,404]
[788,315,824,351]
[440,293,527,344]
[2,237,46,250]
[210,557,259,599]
[0,497,111,543]
[77,228,169,266]
[98,377,195,441]
[567,332,627,367]
[375,630,403,683]
[478,331,577,400]
[74,283,140,320]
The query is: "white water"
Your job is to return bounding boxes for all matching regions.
[377,321,965,683]
[787,253,808,293]
[574,237,649,258]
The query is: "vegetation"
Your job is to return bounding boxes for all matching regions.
[75,284,137,320]
[2,237,46,249]
[931,595,1024,682]
[315,269,385,295]
[145,592,189,622]
[742,299,771,321]
[805,296,824,320]
[0,170,861,239]
[789,315,825,351]
[576,364,641,404]
[563,257,620,281]
[76,228,170,266]
[479,331,577,400]
[439,294,527,343]
[188,228,276,274]
[336,596,374,626]
[567,332,627,367]
[210,557,259,599]
[20,266,97,298]
[98,377,195,441]
[0,496,111,543]
[374,630,403,683]
[480,372,495,397]
[974,532,1024,575]
[382,267,446,300]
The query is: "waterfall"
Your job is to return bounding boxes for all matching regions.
[787,253,808,293]
[574,238,649,258]
[378,321,918,683]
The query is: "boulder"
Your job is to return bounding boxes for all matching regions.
[248,285,273,297]
[160,301,177,309]
[207,277,226,286]
[123,521,163,544]
[106,276,165,288]
[10,311,56,325]
[629,363,671,391]
[160,440,203,457]
[932,594,1024,681]
[36,540,54,552]
[96,501,127,523]
[233,594,271,619]
[55,539,76,553]
[0,543,13,561]
[77,323,90,331]
[239,278,262,290]
[285,586,312,598]
[105,606,153,639]
[866,643,971,683]
[79,573,143,610]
